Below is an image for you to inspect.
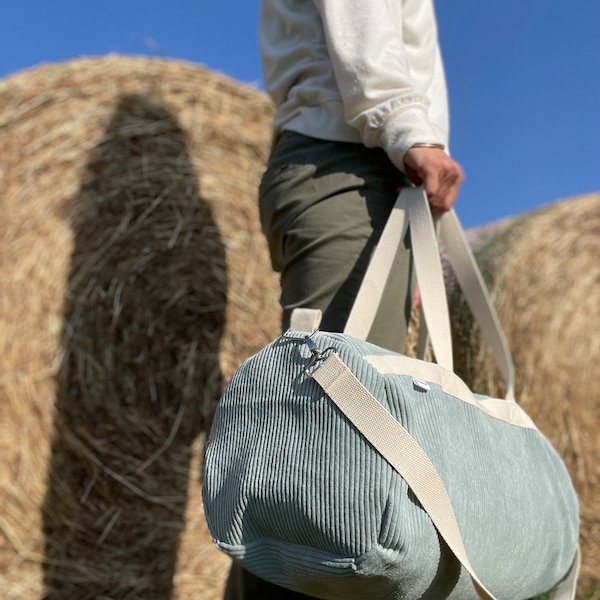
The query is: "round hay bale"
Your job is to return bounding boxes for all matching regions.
[449,193,600,593]
[0,56,280,599]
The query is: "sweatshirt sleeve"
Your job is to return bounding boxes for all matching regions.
[312,0,449,170]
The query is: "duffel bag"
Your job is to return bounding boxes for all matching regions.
[203,187,580,599]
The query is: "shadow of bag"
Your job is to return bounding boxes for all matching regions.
[203,187,580,599]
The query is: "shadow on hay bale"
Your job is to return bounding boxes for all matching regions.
[1,56,281,600]
[39,94,227,598]
[447,193,600,594]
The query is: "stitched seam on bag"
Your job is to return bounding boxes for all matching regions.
[363,354,537,430]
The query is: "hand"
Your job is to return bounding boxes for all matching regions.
[403,146,464,213]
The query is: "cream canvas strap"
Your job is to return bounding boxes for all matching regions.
[309,351,580,600]
[437,209,515,400]
[343,187,515,400]
[289,307,323,332]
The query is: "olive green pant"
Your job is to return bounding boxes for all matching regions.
[260,131,414,349]
[224,131,414,599]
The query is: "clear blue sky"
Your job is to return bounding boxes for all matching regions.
[2,0,598,227]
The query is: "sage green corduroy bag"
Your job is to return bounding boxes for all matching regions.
[203,187,580,600]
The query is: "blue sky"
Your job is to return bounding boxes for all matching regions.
[2,0,598,227]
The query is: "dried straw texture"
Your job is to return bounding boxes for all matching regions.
[0,56,281,599]
[449,193,600,594]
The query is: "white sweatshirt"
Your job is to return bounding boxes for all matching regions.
[260,0,450,172]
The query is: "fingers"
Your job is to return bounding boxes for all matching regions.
[403,146,464,212]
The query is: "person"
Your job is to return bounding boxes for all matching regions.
[224,0,463,597]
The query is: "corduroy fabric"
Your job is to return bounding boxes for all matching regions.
[203,331,579,600]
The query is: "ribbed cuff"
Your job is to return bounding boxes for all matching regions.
[379,107,445,173]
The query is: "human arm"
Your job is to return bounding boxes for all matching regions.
[313,0,462,210]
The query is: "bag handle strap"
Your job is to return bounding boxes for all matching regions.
[344,187,515,400]
[309,351,580,600]
[437,209,516,400]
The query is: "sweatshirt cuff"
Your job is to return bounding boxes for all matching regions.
[378,106,446,173]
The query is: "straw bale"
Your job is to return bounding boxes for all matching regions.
[448,193,600,594]
[0,56,281,599]
[2,54,597,599]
